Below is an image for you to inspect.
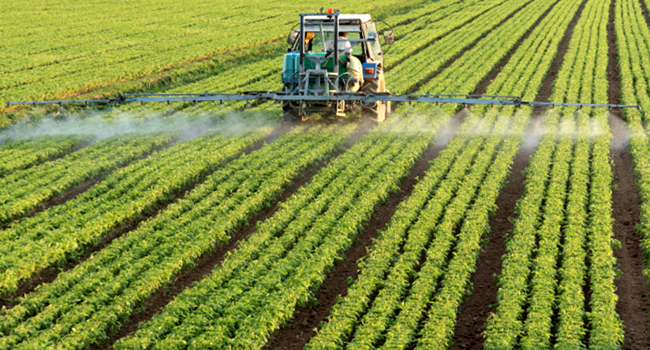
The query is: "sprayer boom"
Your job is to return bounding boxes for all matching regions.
[6,92,640,113]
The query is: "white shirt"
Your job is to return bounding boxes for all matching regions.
[325,37,351,53]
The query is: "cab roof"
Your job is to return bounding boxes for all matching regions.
[303,14,372,22]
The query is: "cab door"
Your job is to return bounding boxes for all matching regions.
[361,21,384,67]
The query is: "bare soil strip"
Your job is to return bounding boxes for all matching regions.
[448,114,542,350]
[0,127,288,309]
[607,2,650,345]
[609,114,650,350]
[0,139,178,231]
[607,0,622,108]
[263,111,467,350]
[638,0,650,27]
[532,0,589,115]
[39,138,94,164]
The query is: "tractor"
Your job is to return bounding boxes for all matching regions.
[281,8,394,123]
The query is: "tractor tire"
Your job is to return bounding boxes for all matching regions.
[361,72,389,123]
[282,101,302,123]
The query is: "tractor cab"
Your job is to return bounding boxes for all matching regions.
[282,9,394,122]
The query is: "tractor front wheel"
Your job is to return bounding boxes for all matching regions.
[361,72,390,123]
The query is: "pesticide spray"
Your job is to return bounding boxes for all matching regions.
[0,107,278,145]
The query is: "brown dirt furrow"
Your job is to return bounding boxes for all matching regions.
[43,138,95,163]
[609,114,650,350]
[263,110,467,350]
[607,3,650,347]
[638,0,650,28]
[0,139,179,231]
[449,114,542,350]
[607,3,650,343]
[607,0,622,108]
[0,127,287,309]
[532,0,589,115]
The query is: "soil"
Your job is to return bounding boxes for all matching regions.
[0,127,287,309]
[0,177,102,232]
[0,137,182,231]
[263,110,467,350]
[639,0,650,28]
[607,0,622,108]
[532,0,588,115]
[448,113,541,350]
[610,114,650,350]
[47,138,94,162]
[606,3,650,347]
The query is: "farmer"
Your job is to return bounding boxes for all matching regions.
[325,31,351,54]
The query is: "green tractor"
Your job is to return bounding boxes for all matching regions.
[282,8,394,123]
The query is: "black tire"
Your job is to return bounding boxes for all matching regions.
[361,74,388,123]
[282,101,302,123]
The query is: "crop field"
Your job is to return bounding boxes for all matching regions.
[4,0,650,349]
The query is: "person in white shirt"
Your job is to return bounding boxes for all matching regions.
[325,32,351,54]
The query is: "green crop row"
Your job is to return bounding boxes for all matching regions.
[474,0,585,115]
[385,0,507,70]
[588,112,623,349]
[384,0,465,30]
[551,112,588,349]
[379,112,515,349]
[415,109,528,349]
[306,112,492,349]
[0,124,351,349]
[0,126,272,295]
[114,112,448,350]
[548,0,608,114]
[486,0,623,346]
[0,135,89,177]
[616,0,650,344]
[0,135,85,150]
[616,0,650,120]
[584,0,622,345]
[416,0,560,113]
[617,0,650,255]
[0,133,174,224]
[519,114,574,349]
[484,113,560,348]
[387,0,533,94]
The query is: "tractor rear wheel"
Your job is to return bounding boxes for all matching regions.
[282,101,301,123]
[361,72,389,123]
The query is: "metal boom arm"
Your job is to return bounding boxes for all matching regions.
[6,92,640,111]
